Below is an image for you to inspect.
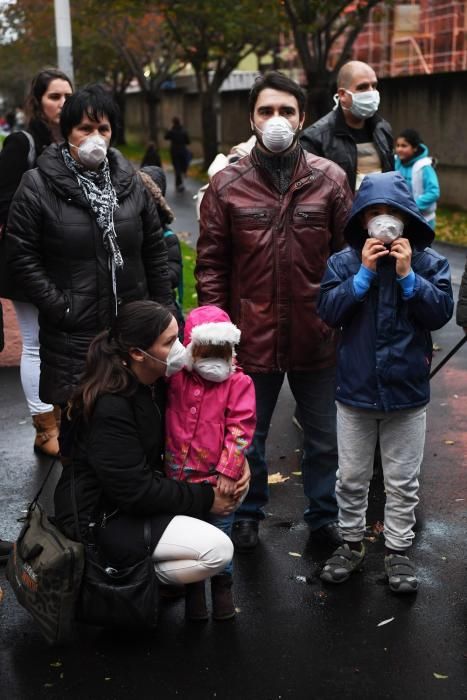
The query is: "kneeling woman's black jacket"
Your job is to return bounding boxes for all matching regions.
[54,382,215,566]
[7,144,174,405]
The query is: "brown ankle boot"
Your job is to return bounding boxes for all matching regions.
[211,574,235,620]
[53,405,62,431]
[32,411,60,457]
[185,581,208,621]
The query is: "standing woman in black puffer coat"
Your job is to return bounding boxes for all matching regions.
[6,84,174,455]
[0,68,73,457]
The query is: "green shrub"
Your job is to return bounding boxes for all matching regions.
[180,240,197,312]
[436,207,467,246]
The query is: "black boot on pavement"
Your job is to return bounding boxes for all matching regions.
[211,574,235,620]
[231,520,259,551]
[185,581,208,621]
[310,522,344,548]
[0,539,14,565]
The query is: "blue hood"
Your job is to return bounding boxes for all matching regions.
[344,171,434,250]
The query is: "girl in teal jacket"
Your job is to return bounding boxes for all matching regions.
[395,128,440,230]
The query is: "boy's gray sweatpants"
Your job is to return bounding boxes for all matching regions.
[336,402,427,551]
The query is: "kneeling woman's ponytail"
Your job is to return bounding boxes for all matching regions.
[70,301,173,418]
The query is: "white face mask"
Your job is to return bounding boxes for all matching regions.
[137,338,187,377]
[367,214,404,244]
[344,89,380,119]
[69,134,108,169]
[255,116,297,153]
[193,358,232,383]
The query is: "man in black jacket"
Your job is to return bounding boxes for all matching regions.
[301,61,394,193]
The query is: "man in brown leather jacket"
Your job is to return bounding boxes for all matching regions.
[196,71,353,551]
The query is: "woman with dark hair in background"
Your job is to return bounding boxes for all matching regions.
[0,68,72,565]
[6,85,174,446]
[54,301,249,601]
[0,68,73,458]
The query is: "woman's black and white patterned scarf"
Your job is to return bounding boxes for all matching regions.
[62,145,123,315]
[62,145,123,269]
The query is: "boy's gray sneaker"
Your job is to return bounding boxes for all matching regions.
[384,553,419,594]
[320,543,365,583]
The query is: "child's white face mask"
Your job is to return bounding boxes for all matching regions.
[193,358,232,383]
[367,214,404,244]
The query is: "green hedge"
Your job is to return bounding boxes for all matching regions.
[180,241,198,312]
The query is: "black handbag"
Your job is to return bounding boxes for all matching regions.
[6,460,85,645]
[71,470,159,630]
[76,522,159,630]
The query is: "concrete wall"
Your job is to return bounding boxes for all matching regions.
[379,71,467,210]
[125,88,250,157]
[125,71,467,209]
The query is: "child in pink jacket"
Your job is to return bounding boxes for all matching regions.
[165,305,256,621]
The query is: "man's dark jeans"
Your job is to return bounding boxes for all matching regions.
[236,368,338,530]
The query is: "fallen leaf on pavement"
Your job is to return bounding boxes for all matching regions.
[291,471,302,476]
[0,587,3,604]
[444,440,455,445]
[377,617,395,627]
[288,552,301,557]
[433,673,448,680]
[50,662,62,668]
[268,472,290,484]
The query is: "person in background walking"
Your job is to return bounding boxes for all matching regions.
[395,128,440,230]
[0,68,73,457]
[301,60,394,193]
[6,85,174,454]
[164,305,256,620]
[165,117,190,192]
[318,172,453,593]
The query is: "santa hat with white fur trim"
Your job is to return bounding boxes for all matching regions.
[183,305,241,347]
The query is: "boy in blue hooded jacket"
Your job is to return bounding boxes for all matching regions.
[317,172,453,594]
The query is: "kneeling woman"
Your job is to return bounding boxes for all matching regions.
[54,301,248,585]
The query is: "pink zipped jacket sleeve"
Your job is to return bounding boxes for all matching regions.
[215,372,256,481]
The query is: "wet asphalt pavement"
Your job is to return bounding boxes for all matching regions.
[0,171,466,699]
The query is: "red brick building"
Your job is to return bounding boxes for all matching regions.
[335,1,467,77]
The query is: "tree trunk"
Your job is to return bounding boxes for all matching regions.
[303,74,335,125]
[146,94,160,147]
[113,91,127,146]
[200,90,219,171]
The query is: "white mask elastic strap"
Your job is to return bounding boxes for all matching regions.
[137,348,166,367]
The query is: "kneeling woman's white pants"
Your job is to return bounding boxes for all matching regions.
[152,515,233,585]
